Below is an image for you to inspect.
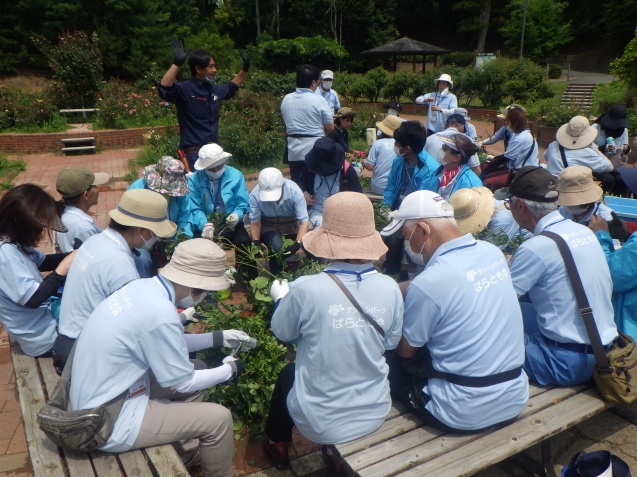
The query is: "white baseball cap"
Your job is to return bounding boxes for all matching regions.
[257,167,284,201]
[381,190,454,236]
[321,70,334,80]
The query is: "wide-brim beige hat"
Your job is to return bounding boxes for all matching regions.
[109,189,177,237]
[302,192,387,261]
[556,116,598,150]
[160,238,230,291]
[556,165,603,206]
[449,187,494,235]
[376,115,402,137]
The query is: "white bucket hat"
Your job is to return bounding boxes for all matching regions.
[258,168,285,201]
[160,238,230,291]
[194,143,232,170]
[109,189,177,237]
[434,73,453,89]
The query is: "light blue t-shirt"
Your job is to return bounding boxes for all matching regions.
[59,229,139,339]
[308,172,341,229]
[249,179,308,223]
[424,129,479,168]
[366,138,395,195]
[415,91,458,133]
[509,211,617,345]
[271,262,403,444]
[57,206,102,253]
[545,141,614,176]
[485,127,539,170]
[559,201,613,225]
[314,87,340,112]
[281,88,333,162]
[0,243,57,356]
[70,277,193,452]
[403,234,529,430]
[488,200,531,247]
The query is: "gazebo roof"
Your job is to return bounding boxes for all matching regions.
[361,37,451,56]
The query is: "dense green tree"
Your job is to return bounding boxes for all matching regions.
[499,0,572,59]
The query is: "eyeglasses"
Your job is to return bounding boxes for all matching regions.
[503,198,511,210]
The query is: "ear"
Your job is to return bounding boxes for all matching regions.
[416,221,431,239]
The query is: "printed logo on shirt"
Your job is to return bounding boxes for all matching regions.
[465,257,509,294]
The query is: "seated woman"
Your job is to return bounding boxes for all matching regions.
[593,105,631,196]
[556,165,628,241]
[480,104,539,189]
[264,192,403,471]
[435,134,482,200]
[0,184,76,357]
[327,107,356,152]
[299,136,362,230]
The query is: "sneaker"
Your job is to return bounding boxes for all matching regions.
[322,445,345,476]
[264,441,290,470]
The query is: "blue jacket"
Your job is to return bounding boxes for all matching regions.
[436,164,483,200]
[595,230,637,340]
[128,179,194,237]
[188,166,250,231]
[383,150,440,209]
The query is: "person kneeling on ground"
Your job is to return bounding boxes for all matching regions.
[264,192,403,471]
[249,168,309,276]
[69,239,256,477]
[381,190,528,433]
[496,166,618,385]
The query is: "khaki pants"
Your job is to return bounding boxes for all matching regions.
[131,361,234,477]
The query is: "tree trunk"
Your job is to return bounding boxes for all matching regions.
[255,0,261,37]
[476,0,491,54]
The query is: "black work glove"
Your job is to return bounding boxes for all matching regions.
[170,38,188,67]
[239,50,250,72]
[281,241,301,259]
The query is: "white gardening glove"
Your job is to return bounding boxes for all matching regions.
[476,141,483,147]
[225,213,240,230]
[383,209,397,221]
[201,223,215,240]
[270,279,290,301]
[222,329,258,350]
[178,307,197,324]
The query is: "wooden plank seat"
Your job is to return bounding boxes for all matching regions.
[61,137,95,144]
[59,109,98,114]
[335,383,614,477]
[10,338,190,477]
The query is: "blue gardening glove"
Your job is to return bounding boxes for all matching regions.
[239,50,250,72]
[170,39,188,67]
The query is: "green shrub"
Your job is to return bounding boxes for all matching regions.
[542,104,588,128]
[0,86,63,132]
[548,63,563,79]
[255,36,348,73]
[381,71,416,101]
[94,80,177,130]
[627,108,637,137]
[441,51,475,67]
[592,81,631,114]
[611,33,637,89]
[33,31,103,109]
[244,70,296,96]
[347,76,377,102]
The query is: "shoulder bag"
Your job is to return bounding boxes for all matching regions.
[36,342,128,452]
[541,230,637,405]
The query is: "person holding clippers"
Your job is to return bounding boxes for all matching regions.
[158,39,250,172]
[415,73,458,137]
[187,143,254,281]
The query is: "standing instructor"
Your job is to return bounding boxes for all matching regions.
[158,39,250,171]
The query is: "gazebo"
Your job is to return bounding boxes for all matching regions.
[361,37,451,73]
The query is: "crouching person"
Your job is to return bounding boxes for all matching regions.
[264,192,403,470]
[69,239,256,477]
[381,190,528,433]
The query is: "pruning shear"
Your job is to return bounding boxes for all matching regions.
[231,339,248,359]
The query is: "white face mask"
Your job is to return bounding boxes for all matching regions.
[404,226,426,266]
[387,108,398,116]
[322,80,333,90]
[564,204,590,216]
[394,145,406,157]
[140,231,159,250]
[206,166,225,180]
[440,88,449,97]
[176,290,206,309]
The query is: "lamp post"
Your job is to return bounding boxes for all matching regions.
[519,0,528,59]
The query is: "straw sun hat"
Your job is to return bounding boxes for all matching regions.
[376,115,403,137]
[160,238,230,291]
[555,165,603,206]
[109,189,177,237]
[302,192,387,261]
[556,116,598,150]
[449,187,494,235]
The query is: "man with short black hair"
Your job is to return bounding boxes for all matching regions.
[158,40,250,171]
[496,166,618,385]
[424,113,482,176]
[281,64,334,185]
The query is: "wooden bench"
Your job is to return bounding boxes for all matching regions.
[335,383,614,477]
[61,137,96,155]
[10,338,190,477]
